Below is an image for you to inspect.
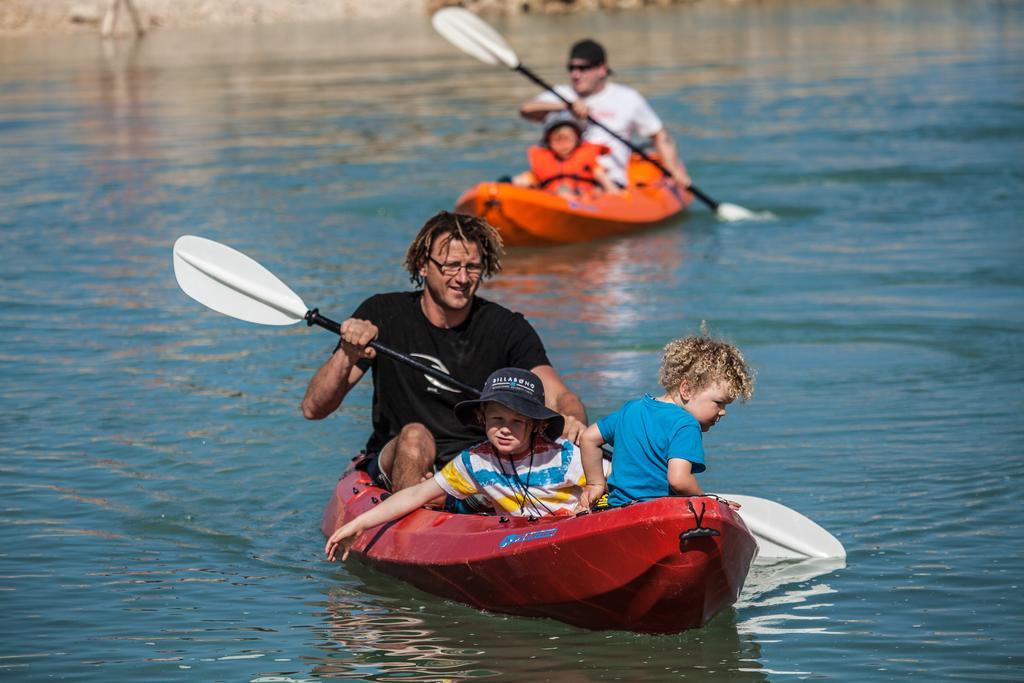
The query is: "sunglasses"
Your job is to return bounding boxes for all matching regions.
[566,61,600,73]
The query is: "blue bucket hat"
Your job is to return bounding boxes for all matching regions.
[455,368,565,440]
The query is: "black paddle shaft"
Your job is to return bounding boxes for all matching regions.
[304,308,482,396]
[514,64,721,211]
[303,307,613,457]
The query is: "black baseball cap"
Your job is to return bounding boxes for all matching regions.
[569,39,612,74]
[455,368,565,440]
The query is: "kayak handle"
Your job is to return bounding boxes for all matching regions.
[678,500,721,543]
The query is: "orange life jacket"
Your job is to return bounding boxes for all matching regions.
[528,142,611,195]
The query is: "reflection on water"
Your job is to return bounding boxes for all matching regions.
[489,227,716,404]
[493,228,692,327]
[313,574,769,681]
[737,558,846,636]
[316,596,495,681]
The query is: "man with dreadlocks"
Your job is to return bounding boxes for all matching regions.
[302,211,587,494]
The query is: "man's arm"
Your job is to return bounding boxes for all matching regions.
[301,350,365,419]
[651,128,691,187]
[519,97,567,122]
[300,318,376,419]
[531,364,587,443]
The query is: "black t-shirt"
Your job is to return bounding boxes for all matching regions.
[343,292,551,464]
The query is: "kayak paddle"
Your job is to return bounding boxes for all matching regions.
[172,235,843,560]
[715,494,846,560]
[432,7,758,223]
[172,235,480,395]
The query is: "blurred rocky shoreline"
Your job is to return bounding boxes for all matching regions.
[2,0,694,35]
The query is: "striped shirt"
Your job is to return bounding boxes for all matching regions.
[435,436,585,517]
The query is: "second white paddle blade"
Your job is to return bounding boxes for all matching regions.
[718,493,846,560]
[432,7,520,69]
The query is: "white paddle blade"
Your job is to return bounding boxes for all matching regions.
[718,494,846,560]
[715,202,759,222]
[173,235,307,326]
[432,7,520,69]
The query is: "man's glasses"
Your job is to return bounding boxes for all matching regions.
[428,256,483,278]
[567,61,599,73]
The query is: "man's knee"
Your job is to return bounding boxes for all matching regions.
[396,423,435,458]
[387,424,438,491]
[380,424,435,474]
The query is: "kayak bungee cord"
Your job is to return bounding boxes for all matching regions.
[678,501,722,542]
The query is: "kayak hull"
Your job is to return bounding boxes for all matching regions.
[454,155,691,247]
[321,459,757,633]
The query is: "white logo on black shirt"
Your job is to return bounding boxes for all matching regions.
[410,353,462,395]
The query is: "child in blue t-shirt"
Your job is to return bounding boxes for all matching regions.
[577,334,755,510]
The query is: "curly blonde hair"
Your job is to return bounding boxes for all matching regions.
[658,333,755,402]
[404,211,504,286]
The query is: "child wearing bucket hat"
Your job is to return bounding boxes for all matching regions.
[325,368,588,562]
[511,111,619,196]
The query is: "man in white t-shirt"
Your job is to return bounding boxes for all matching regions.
[519,39,690,188]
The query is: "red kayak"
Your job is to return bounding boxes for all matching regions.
[321,457,758,633]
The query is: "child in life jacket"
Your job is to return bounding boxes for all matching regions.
[325,368,589,562]
[512,112,620,196]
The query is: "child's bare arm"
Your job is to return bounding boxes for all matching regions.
[511,171,537,187]
[325,477,446,561]
[667,458,703,497]
[576,423,608,511]
[593,166,620,194]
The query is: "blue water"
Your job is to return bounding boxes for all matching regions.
[2,1,1023,680]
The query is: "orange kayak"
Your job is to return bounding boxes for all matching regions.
[455,155,691,247]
